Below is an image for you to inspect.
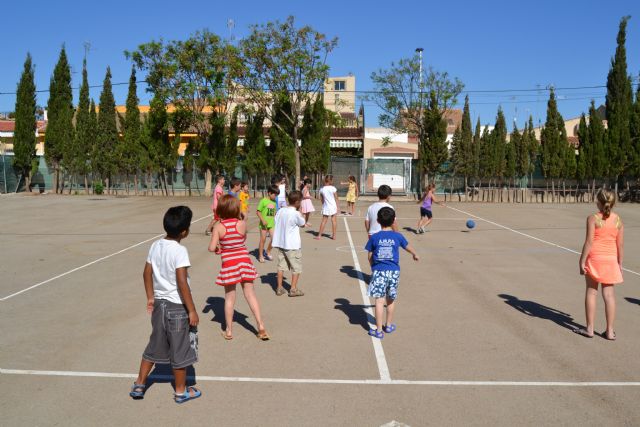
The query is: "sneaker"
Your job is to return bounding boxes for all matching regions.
[263,251,273,261]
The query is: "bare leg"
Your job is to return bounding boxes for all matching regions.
[584,275,598,335]
[223,285,237,338]
[266,229,273,257]
[134,359,154,386]
[331,215,337,239]
[205,218,217,234]
[316,215,328,239]
[241,282,265,332]
[304,212,310,225]
[385,297,396,326]
[173,367,187,394]
[277,270,286,292]
[602,284,616,338]
[374,298,385,331]
[258,229,266,262]
[351,202,355,215]
[290,273,300,290]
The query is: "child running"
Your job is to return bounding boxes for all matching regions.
[340,175,358,216]
[365,207,419,339]
[300,178,315,227]
[415,183,445,234]
[576,189,624,340]
[271,190,306,297]
[315,174,339,240]
[257,185,278,263]
[205,175,225,235]
[365,185,397,238]
[130,206,201,404]
[209,195,270,341]
[239,181,250,219]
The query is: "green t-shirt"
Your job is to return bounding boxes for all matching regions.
[257,197,276,229]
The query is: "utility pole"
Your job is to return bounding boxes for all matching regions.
[416,47,424,110]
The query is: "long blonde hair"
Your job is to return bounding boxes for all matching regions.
[596,189,616,220]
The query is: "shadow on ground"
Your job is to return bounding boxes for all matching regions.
[334,298,374,331]
[339,265,371,283]
[203,296,258,335]
[498,294,583,332]
[145,364,197,393]
[260,272,287,293]
[625,297,640,306]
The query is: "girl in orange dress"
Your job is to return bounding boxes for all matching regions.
[576,189,624,340]
[209,195,270,341]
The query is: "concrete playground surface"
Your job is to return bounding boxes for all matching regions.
[1,194,640,426]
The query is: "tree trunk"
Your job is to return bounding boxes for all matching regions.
[134,174,138,196]
[204,168,212,197]
[294,126,301,188]
[84,175,89,195]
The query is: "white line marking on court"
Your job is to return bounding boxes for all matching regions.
[447,206,640,277]
[0,214,212,302]
[3,368,640,387]
[343,217,391,382]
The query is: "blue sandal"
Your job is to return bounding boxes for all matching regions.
[174,386,201,404]
[383,324,397,334]
[129,383,146,399]
[368,328,384,339]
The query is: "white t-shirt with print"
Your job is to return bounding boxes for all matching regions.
[366,201,394,235]
[319,185,338,215]
[272,207,306,250]
[146,238,191,304]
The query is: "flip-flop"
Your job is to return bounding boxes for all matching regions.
[368,328,384,339]
[383,324,397,334]
[129,383,146,399]
[256,330,271,341]
[573,328,594,338]
[220,331,233,340]
[174,386,201,404]
[603,331,616,341]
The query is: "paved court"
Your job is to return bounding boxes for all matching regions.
[1,194,640,426]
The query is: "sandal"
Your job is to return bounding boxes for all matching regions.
[383,324,397,334]
[275,287,287,296]
[129,383,146,399]
[256,330,271,341]
[174,386,201,404]
[573,328,594,338]
[368,328,384,339]
[603,330,616,341]
[221,330,233,340]
[288,288,305,297]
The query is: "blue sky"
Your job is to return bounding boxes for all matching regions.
[1,0,639,129]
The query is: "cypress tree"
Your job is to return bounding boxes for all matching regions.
[268,92,295,175]
[119,66,141,194]
[13,53,37,192]
[46,46,74,193]
[71,59,92,193]
[507,125,519,179]
[95,67,119,193]
[576,114,589,181]
[449,126,463,176]
[460,95,473,188]
[605,16,633,180]
[492,107,508,181]
[541,89,568,194]
[417,91,448,183]
[525,116,538,179]
[243,112,268,190]
[589,101,608,180]
[471,117,482,181]
[224,107,239,176]
[300,96,330,176]
[478,121,493,180]
[629,74,640,179]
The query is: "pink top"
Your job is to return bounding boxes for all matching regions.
[211,185,224,212]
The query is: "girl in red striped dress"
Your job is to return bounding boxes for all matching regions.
[209,195,270,341]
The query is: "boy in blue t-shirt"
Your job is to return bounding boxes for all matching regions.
[364,207,419,339]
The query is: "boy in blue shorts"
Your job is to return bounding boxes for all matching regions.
[129,206,201,404]
[365,207,419,339]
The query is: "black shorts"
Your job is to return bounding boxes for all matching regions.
[420,208,432,219]
[142,299,198,369]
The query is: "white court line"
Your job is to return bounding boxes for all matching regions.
[343,217,391,382]
[0,214,212,301]
[2,368,640,387]
[447,206,640,277]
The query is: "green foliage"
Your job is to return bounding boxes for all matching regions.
[478,123,493,178]
[118,66,142,179]
[301,96,331,174]
[69,59,92,180]
[94,67,119,184]
[222,107,239,175]
[470,117,482,178]
[605,16,633,178]
[450,95,474,178]
[268,93,296,175]
[589,101,608,178]
[243,112,269,177]
[540,89,570,179]
[576,114,589,180]
[12,53,38,188]
[630,75,640,177]
[492,108,508,178]
[45,46,74,175]
[93,182,104,195]
[417,92,448,178]
[505,125,517,179]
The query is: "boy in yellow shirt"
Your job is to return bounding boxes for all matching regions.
[239,181,250,219]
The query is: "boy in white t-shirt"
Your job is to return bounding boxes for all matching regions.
[365,185,398,237]
[272,191,306,297]
[315,174,339,240]
[129,206,201,404]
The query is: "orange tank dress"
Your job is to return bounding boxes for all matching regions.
[215,219,258,286]
[584,213,623,284]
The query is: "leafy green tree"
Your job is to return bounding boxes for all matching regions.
[238,16,338,185]
[478,121,493,180]
[506,125,518,181]
[576,114,590,181]
[243,112,269,190]
[459,95,473,186]
[94,67,119,193]
[630,75,640,179]
[70,59,93,193]
[492,108,508,181]
[471,117,482,180]
[605,16,633,180]
[268,92,296,175]
[12,53,38,192]
[46,46,74,193]
[222,107,239,176]
[301,96,331,177]
[417,91,448,183]
[525,116,539,178]
[118,66,142,194]
[540,89,568,193]
[449,126,464,176]
[589,101,608,180]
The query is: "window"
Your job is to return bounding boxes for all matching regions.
[334,80,346,91]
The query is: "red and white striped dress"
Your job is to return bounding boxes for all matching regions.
[215,219,258,286]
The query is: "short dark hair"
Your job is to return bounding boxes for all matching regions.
[324,174,333,183]
[216,194,241,220]
[241,181,249,188]
[377,207,396,227]
[377,185,392,199]
[303,178,312,185]
[163,206,193,238]
[287,190,302,205]
[267,185,279,195]
[215,175,225,183]
[230,178,241,188]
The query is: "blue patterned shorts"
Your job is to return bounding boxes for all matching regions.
[368,270,400,299]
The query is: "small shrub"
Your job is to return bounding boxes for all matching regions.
[94,182,104,195]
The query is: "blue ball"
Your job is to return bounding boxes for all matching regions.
[466,219,476,229]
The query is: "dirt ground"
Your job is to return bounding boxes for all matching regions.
[1,194,639,426]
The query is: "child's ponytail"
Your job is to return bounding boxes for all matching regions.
[596,189,615,220]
